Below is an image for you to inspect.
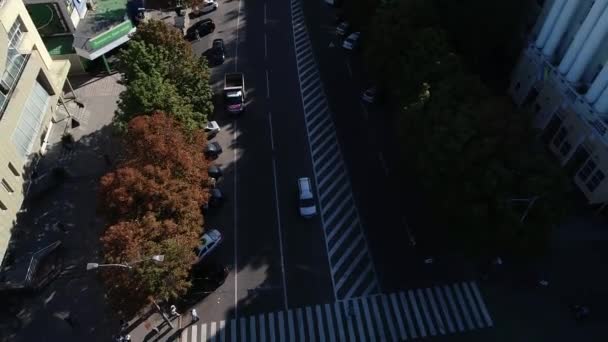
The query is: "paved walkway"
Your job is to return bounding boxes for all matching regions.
[1,72,125,342]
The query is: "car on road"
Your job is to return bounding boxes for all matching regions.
[204,141,223,159]
[204,120,220,137]
[336,21,349,36]
[342,32,360,50]
[361,87,377,104]
[298,177,317,218]
[210,39,226,65]
[195,229,223,263]
[186,19,215,40]
[208,164,223,179]
[189,0,219,18]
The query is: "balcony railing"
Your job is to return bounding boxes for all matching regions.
[0,53,31,120]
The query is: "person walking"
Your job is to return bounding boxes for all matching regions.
[170,305,180,318]
[191,308,199,323]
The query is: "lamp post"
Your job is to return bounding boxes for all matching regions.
[86,254,164,271]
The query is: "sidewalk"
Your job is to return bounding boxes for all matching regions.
[1,72,125,342]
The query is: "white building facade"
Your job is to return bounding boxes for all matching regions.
[510,0,608,205]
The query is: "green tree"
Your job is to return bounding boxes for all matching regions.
[116,20,213,132]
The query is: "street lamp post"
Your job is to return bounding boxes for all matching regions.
[86,254,165,271]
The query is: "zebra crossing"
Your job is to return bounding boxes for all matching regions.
[290,0,379,300]
[180,281,494,341]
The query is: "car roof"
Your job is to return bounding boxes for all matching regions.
[213,38,224,44]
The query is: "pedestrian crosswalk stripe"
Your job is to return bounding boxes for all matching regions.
[259,314,266,342]
[470,281,494,327]
[399,291,417,339]
[269,312,276,342]
[463,282,483,329]
[278,311,286,342]
[409,289,426,337]
[296,308,305,342]
[333,302,346,341]
[343,302,356,341]
[454,283,474,330]
[315,305,325,342]
[230,318,236,342]
[210,321,217,342]
[249,316,256,342]
[434,286,455,333]
[361,297,376,341]
[371,296,386,341]
[288,310,295,342]
[345,262,373,299]
[443,284,464,332]
[390,293,408,340]
[382,294,398,341]
[191,324,197,342]
[417,289,436,336]
[239,317,245,342]
[220,320,226,342]
[324,304,335,342]
[426,287,445,335]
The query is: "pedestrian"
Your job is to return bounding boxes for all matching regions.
[120,319,129,332]
[123,334,131,341]
[170,304,180,317]
[191,308,199,323]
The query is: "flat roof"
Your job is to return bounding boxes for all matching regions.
[75,0,129,38]
[43,36,75,55]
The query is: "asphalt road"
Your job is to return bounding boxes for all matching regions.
[186,0,333,325]
[298,0,476,291]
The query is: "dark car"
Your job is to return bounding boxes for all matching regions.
[202,188,224,214]
[186,19,215,40]
[204,141,223,159]
[211,39,225,65]
[208,164,223,179]
[0,241,64,294]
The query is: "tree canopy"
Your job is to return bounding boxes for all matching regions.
[115,20,214,132]
[360,0,572,257]
[98,112,212,316]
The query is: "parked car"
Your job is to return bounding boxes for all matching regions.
[186,19,215,40]
[211,39,226,65]
[189,0,219,18]
[194,229,223,263]
[205,120,220,137]
[342,32,360,50]
[202,188,224,214]
[204,141,223,158]
[297,177,317,218]
[208,164,223,179]
[336,22,350,36]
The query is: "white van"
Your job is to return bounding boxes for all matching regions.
[298,177,317,218]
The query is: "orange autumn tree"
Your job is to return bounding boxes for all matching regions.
[98,112,212,316]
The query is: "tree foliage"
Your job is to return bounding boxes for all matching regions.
[115,20,213,132]
[98,112,212,316]
[361,0,572,257]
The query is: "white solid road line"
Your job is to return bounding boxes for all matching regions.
[264,3,267,25]
[268,112,275,150]
[266,69,271,99]
[265,34,268,60]
[271,154,289,311]
[234,0,242,72]
[233,121,239,321]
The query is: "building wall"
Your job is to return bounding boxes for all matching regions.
[0,0,69,261]
[510,0,608,204]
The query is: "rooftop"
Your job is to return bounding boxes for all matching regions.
[75,0,129,38]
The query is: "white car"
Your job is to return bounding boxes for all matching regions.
[204,120,220,137]
[342,32,360,50]
[195,229,223,263]
[361,87,377,104]
[201,0,219,14]
[298,177,317,218]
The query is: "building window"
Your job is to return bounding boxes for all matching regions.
[578,159,597,182]
[0,17,27,117]
[1,179,13,193]
[8,162,20,176]
[0,200,6,211]
[586,170,605,192]
[11,82,51,159]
